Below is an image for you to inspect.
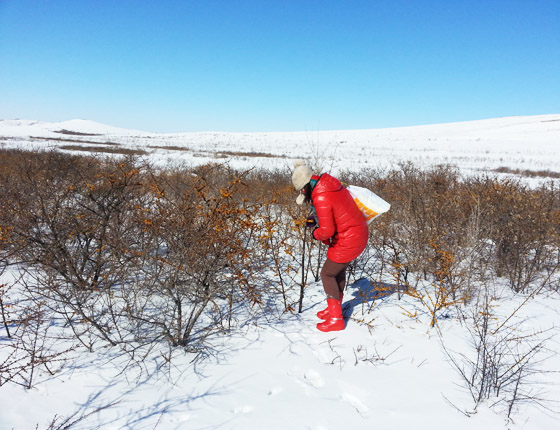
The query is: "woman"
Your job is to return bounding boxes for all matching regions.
[292,160,369,332]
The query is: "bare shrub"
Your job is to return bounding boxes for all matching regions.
[470,177,560,292]
[1,147,558,366]
[442,285,556,418]
[116,163,272,350]
[244,167,323,314]
[355,164,478,323]
[0,293,75,389]
[341,163,559,326]
[252,180,305,312]
[1,151,302,357]
[5,152,146,350]
[37,399,119,430]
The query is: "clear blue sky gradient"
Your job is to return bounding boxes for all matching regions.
[1,0,559,132]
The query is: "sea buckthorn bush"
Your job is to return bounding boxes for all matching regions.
[0,148,558,360]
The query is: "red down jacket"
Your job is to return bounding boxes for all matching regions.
[311,173,369,263]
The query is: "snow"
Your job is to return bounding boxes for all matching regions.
[1,115,560,429]
[1,114,559,180]
[2,281,558,429]
[0,119,145,137]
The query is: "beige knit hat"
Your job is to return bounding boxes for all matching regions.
[291,159,313,191]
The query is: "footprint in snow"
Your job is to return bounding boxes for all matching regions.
[341,393,370,417]
[232,405,254,414]
[304,369,326,388]
[287,368,326,391]
[267,386,283,396]
[175,413,192,423]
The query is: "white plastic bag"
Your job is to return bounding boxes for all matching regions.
[347,185,390,224]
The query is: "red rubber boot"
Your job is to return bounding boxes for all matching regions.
[317,293,343,320]
[316,299,345,332]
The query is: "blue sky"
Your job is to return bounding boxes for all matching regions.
[1,0,559,132]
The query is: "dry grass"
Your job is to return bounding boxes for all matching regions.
[492,166,560,179]
[216,150,287,159]
[147,145,191,152]
[54,129,102,137]
[146,145,287,159]
[30,136,120,146]
[59,145,148,155]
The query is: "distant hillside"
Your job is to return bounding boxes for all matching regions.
[1,115,559,179]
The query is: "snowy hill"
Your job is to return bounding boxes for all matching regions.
[1,115,559,178]
[0,118,145,137]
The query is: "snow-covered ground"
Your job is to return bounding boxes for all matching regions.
[1,115,560,429]
[1,114,559,179]
[1,277,559,430]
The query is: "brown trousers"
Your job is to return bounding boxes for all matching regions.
[320,258,349,300]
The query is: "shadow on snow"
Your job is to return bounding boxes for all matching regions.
[342,278,408,320]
